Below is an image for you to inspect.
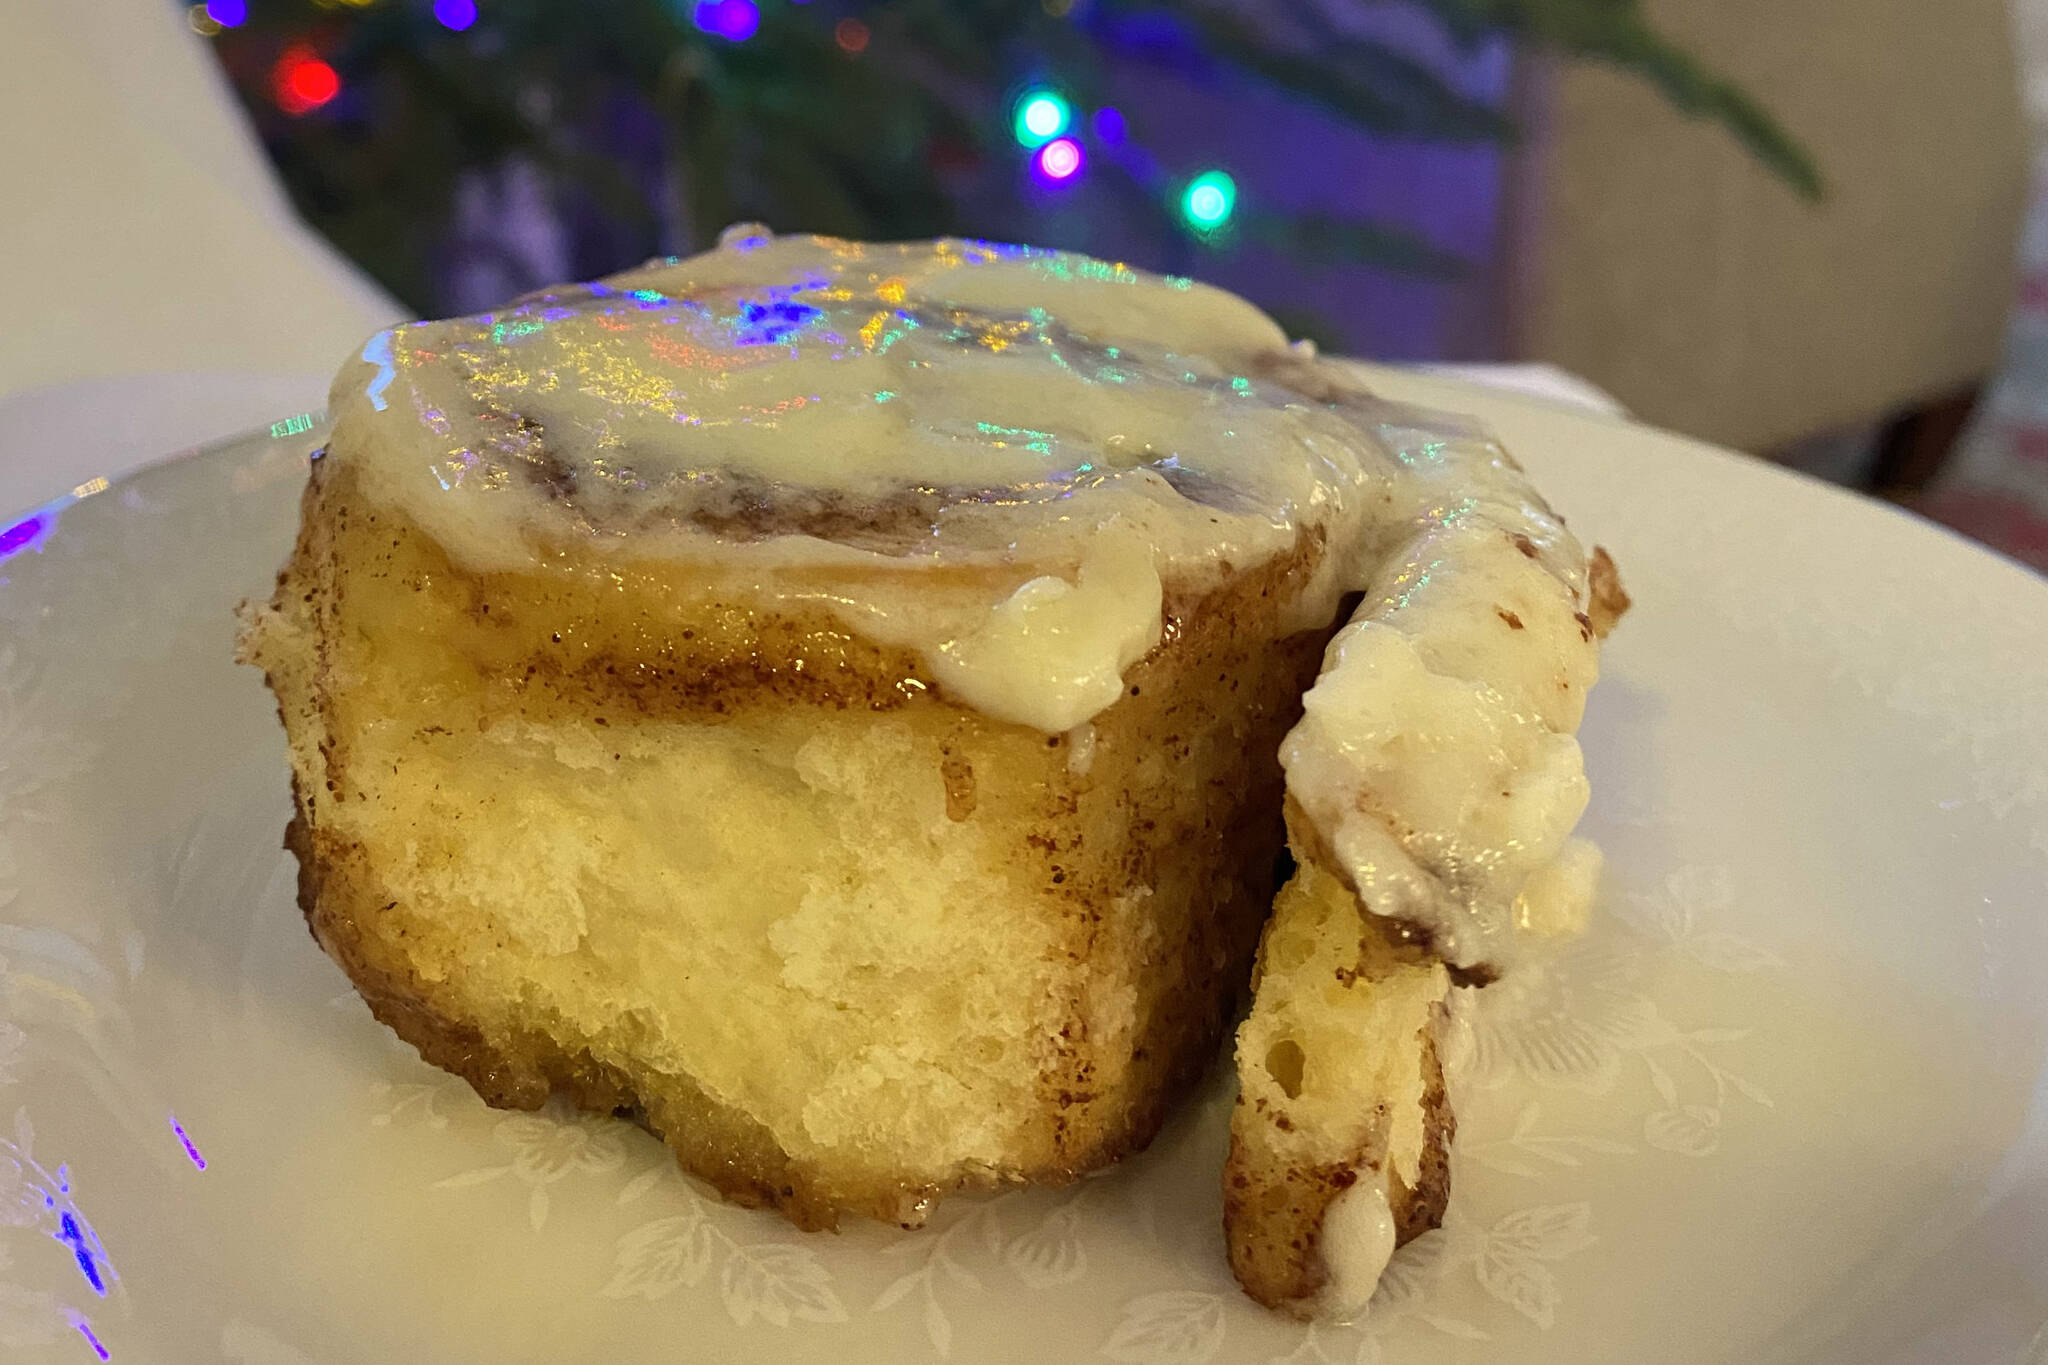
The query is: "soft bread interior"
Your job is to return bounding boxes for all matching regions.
[338,706,1070,1189]
[1223,834,1452,1314]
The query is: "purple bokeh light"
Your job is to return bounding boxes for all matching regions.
[1034,137,1084,184]
[694,0,760,41]
[205,0,247,28]
[433,0,477,32]
[1091,106,1126,144]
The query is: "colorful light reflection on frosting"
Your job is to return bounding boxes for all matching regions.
[362,331,397,412]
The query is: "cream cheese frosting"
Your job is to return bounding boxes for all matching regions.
[1315,1181,1398,1320]
[324,225,1602,966]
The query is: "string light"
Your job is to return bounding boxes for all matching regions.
[694,0,759,42]
[1180,170,1236,232]
[206,0,247,27]
[186,4,222,35]
[273,46,341,116]
[432,0,476,31]
[1091,106,1125,145]
[1035,137,1083,183]
[1012,89,1071,148]
[834,17,869,52]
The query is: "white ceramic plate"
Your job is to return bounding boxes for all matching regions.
[0,373,2043,1365]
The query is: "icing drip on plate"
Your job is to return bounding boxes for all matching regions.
[1316,1181,1398,1321]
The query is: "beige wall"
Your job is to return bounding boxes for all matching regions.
[1512,0,2027,452]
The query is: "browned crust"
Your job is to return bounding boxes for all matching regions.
[1403,1021,1454,1240]
[1588,545,1629,638]
[1222,1005,1453,1313]
[1028,534,1334,1187]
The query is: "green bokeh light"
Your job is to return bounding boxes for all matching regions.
[1180,170,1237,231]
[1013,90,1072,147]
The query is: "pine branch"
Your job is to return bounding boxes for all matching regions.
[1099,2,1516,141]
[1589,17,1824,198]
[1421,0,1822,197]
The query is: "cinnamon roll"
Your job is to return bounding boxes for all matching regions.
[238,228,1623,1299]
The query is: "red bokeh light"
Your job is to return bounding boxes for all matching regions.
[273,46,341,116]
[834,17,869,53]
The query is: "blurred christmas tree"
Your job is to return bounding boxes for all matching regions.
[196,0,1817,321]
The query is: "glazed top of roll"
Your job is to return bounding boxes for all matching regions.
[326,226,1608,968]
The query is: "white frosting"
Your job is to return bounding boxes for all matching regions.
[929,536,1162,733]
[1514,836,1603,938]
[324,229,1605,959]
[1316,1180,1398,1320]
[1064,723,1099,778]
[1282,519,1602,970]
[324,228,1584,732]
